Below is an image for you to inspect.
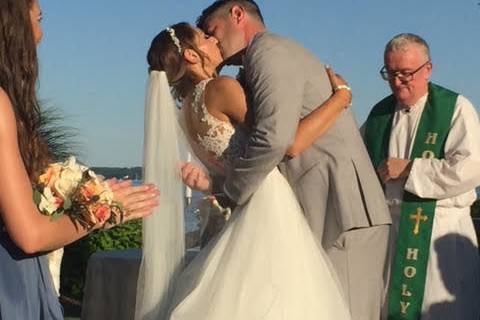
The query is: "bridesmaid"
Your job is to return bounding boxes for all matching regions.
[0,1,159,318]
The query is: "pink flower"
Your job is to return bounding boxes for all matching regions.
[54,196,64,208]
[91,204,112,224]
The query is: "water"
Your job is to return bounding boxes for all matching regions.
[185,191,203,232]
[134,179,200,233]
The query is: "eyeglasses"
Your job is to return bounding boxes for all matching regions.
[380,60,430,82]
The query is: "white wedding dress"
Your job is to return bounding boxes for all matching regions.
[166,79,351,320]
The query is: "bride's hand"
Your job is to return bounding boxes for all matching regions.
[101,179,160,229]
[181,162,211,193]
[326,66,352,108]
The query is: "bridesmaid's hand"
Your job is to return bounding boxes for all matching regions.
[103,179,160,229]
[326,66,352,108]
[181,162,211,193]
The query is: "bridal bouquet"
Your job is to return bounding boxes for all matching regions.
[33,156,124,229]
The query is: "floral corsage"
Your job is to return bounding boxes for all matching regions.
[33,156,124,229]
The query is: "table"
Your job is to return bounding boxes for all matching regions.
[81,249,142,320]
[81,248,199,320]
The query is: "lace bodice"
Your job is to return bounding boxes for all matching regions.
[188,78,248,171]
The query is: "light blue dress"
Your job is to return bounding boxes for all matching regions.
[0,220,63,319]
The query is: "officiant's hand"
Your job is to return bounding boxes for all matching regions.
[377,158,412,183]
[181,162,211,193]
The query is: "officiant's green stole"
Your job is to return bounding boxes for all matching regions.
[364,83,457,320]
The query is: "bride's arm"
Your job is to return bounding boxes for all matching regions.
[204,72,351,159]
[204,75,248,126]
[0,90,158,254]
[286,68,351,158]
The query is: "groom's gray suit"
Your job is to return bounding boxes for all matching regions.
[224,32,392,320]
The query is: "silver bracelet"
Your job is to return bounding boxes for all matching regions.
[333,84,351,92]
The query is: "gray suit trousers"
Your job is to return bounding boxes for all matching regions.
[294,165,390,320]
[327,226,390,320]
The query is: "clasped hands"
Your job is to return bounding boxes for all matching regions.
[86,163,211,231]
[99,179,160,230]
[377,157,412,184]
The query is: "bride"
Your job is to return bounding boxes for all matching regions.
[137,22,353,320]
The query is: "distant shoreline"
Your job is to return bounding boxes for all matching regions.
[92,166,480,200]
[91,167,142,180]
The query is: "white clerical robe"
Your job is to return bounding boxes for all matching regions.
[384,93,480,320]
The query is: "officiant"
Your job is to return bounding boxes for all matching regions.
[364,33,480,320]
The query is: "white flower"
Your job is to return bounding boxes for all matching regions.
[39,187,61,215]
[88,170,97,179]
[53,157,84,198]
[93,178,114,204]
[99,184,114,203]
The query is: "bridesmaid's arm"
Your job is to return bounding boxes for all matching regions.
[286,68,351,158]
[0,89,158,254]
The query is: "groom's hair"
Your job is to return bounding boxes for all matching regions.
[196,0,264,30]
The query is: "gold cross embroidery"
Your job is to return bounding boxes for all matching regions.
[409,208,428,235]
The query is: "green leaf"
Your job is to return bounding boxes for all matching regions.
[33,189,42,205]
[63,197,72,210]
[51,211,63,220]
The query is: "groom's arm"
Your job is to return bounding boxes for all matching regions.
[224,39,304,205]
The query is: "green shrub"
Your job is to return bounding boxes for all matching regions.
[60,220,142,301]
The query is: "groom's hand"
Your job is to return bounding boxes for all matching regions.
[181,162,211,193]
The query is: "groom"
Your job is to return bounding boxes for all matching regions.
[195,1,391,319]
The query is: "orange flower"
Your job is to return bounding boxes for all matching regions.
[80,184,96,202]
[82,179,107,201]
[38,164,61,187]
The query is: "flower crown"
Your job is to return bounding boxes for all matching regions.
[166,27,182,54]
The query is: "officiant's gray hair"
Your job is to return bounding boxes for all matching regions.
[384,33,431,61]
[197,0,264,30]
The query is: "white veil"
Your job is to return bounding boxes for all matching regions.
[135,71,185,320]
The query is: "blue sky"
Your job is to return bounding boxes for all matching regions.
[38,1,480,167]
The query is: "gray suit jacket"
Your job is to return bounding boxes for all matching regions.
[224,32,390,235]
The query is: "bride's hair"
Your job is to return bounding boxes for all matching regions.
[0,0,50,181]
[147,22,210,101]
